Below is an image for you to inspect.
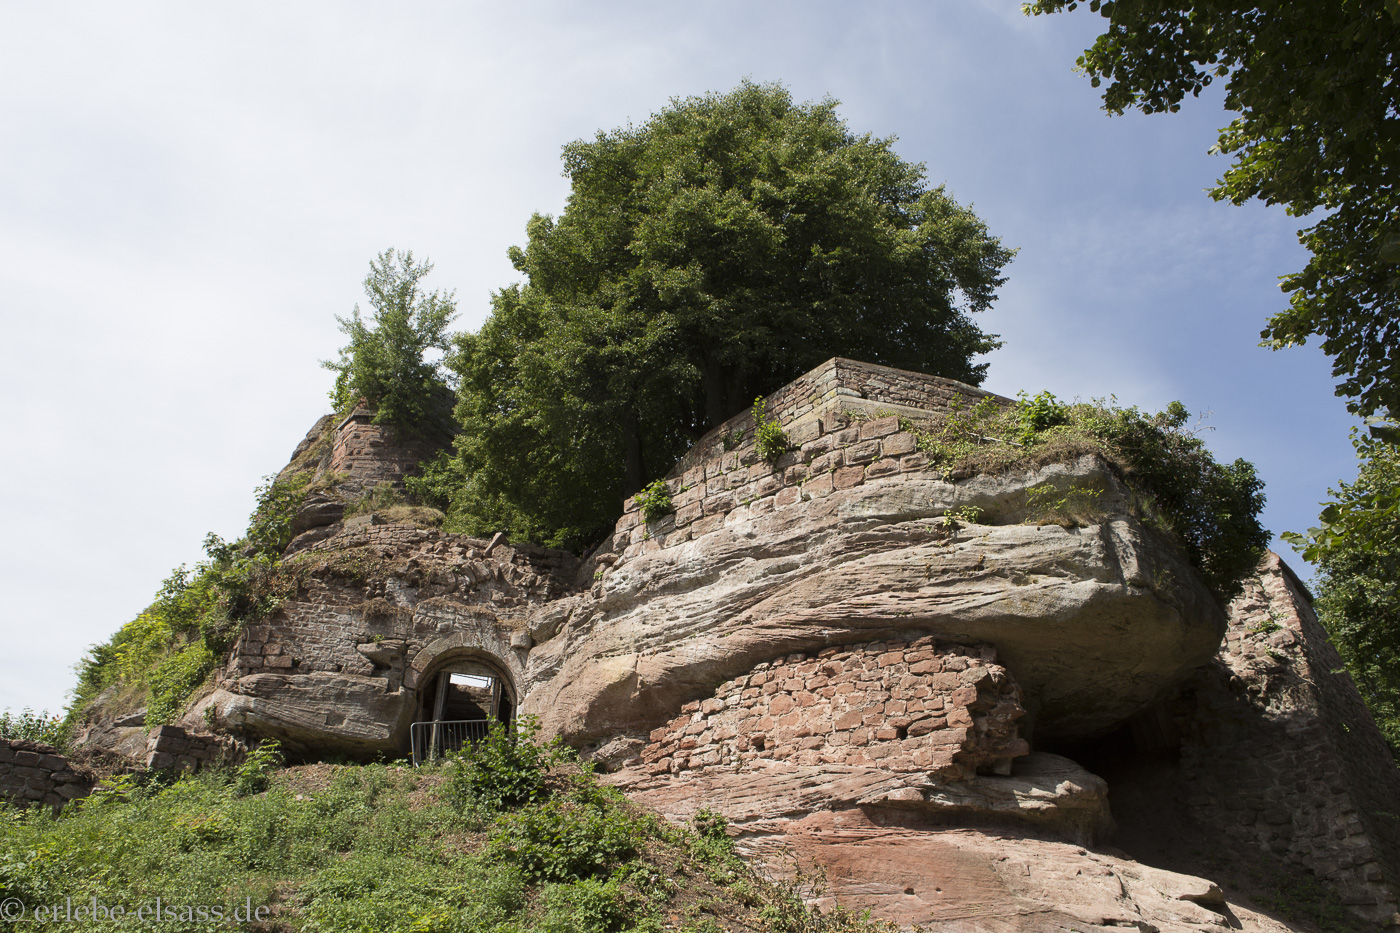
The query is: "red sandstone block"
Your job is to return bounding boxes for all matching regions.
[900,452,931,472]
[809,452,839,474]
[701,698,726,715]
[805,473,834,498]
[769,695,796,714]
[836,427,859,445]
[877,651,904,668]
[859,416,900,441]
[844,439,881,464]
[833,466,865,489]
[866,460,900,479]
[801,435,835,459]
[881,432,916,456]
[682,700,701,713]
[947,708,974,727]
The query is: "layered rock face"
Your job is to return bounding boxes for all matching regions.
[524,434,1224,753]
[117,357,1400,929]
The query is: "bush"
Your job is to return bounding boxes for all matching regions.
[752,398,790,464]
[635,479,674,523]
[0,709,64,746]
[487,794,644,883]
[146,643,214,725]
[448,718,567,813]
[234,740,284,797]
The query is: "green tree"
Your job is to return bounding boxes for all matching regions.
[324,249,457,428]
[1289,433,1400,751]
[446,81,1015,547]
[1025,0,1400,421]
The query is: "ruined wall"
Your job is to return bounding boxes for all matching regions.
[669,357,1006,477]
[614,413,930,562]
[640,638,1027,782]
[0,739,93,809]
[1172,554,1400,923]
[328,408,447,495]
[145,725,238,771]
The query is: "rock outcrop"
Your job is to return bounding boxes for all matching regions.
[74,357,1400,929]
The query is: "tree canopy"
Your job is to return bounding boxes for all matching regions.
[324,249,457,429]
[1025,0,1400,420]
[441,81,1015,547]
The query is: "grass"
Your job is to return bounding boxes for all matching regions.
[0,733,893,933]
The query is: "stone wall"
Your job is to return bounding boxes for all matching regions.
[640,638,1027,782]
[0,739,93,809]
[214,525,579,757]
[145,725,238,771]
[328,407,447,495]
[1172,554,1400,923]
[615,412,934,563]
[669,357,1006,478]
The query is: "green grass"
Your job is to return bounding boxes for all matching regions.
[0,731,892,933]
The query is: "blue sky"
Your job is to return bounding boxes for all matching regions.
[0,2,1357,716]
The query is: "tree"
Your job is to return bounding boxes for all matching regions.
[1290,433,1400,751]
[324,249,457,429]
[445,81,1015,547]
[1025,0,1400,420]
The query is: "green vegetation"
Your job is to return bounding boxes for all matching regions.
[751,398,790,465]
[0,727,890,932]
[437,79,1014,548]
[324,248,457,429]
[1025,0,1400,422]
[1027,0,1400,764]
[1290,436,1400,753]
[66,473,312,734]
[0,709,64,746]
[912,392,1267,600]
[634,480,674,525]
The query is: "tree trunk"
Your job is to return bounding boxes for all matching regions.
[622,409,644,497]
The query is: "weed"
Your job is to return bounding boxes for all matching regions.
[752,398,790,464]
[234,739,284,797]
[636,479,674,523]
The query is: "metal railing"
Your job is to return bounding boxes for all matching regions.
[410,719,494,766]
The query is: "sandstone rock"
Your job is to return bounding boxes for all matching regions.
[213,673,412,756]
[756,825,1296,933]
[524,456,1224,747]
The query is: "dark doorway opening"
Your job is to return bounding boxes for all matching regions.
[411,659,514,764]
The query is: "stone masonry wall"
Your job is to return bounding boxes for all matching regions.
[232,527,577,686]
[669,357,1006,479]
[145,725,239,771]
[0,739,93,809]
[640,638,1027,782]
[328,408,447,496]
[615,412,932,564]
[1175,554,1400,923]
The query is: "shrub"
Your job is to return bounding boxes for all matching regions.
[636,479,674,523]
[146,643,214,725]
[0,709,64,746]
[448,718,567,813]
[234,740,285,797]
[752,398,789,464]
[487,794,643,883]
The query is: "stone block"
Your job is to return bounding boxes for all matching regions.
[844,439,881,464]
[858,416,900,440]
[804,473,834,498]
[833,466,865,489]
[865,459,900,479]
[881,432,916,456]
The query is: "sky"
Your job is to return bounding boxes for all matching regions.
[0,2,1359,717]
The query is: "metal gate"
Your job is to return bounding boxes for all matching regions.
[410,719,493,765]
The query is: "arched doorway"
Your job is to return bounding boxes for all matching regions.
[411,654,516,765]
